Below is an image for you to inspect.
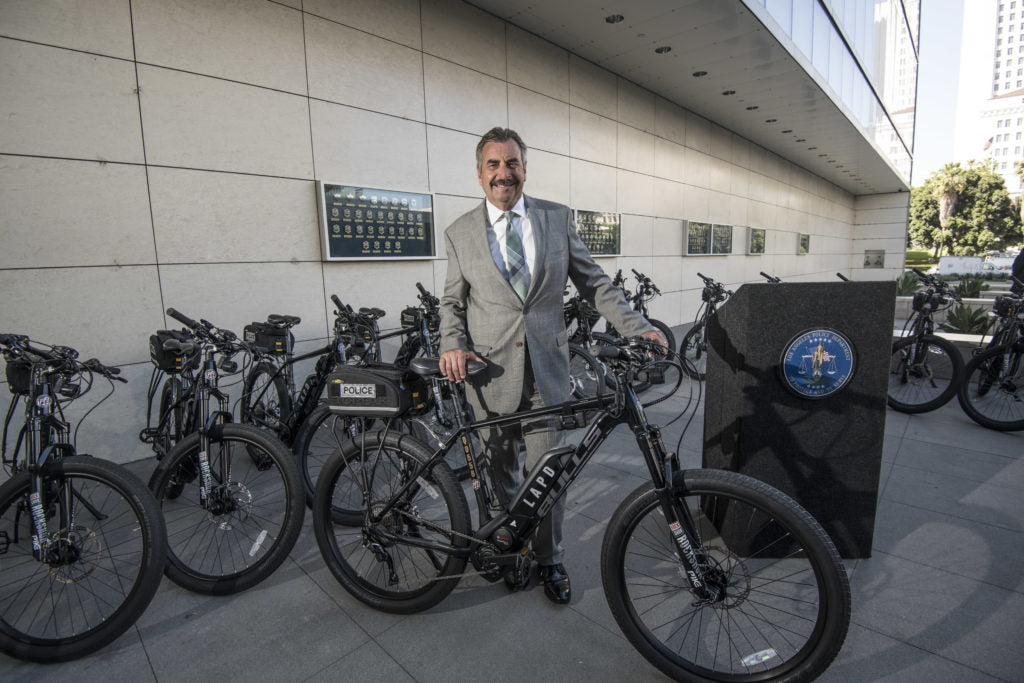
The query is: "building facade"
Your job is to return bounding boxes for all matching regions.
[0,0,915,463]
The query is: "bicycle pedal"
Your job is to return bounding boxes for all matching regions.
[503,548,535,592]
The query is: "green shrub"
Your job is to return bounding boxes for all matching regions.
[938,305,991,334]
[953,275,988,298]
[895,272,920,295]
[905,250,933,265]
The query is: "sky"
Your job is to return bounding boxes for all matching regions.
[911,0,966,186]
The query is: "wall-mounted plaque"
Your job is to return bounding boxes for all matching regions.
[712,224,733,254]
[864,249,884,268]
[748,227,766,254]
[687,221,733,255]
[798,233,811,254]
[687,221,712,254]
[318,181,435,260]
[575,210,620,255]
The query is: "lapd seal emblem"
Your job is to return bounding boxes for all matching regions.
[779,329,855,399]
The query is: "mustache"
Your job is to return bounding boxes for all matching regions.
[490,178,519,187]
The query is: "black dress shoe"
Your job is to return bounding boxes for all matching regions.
[538,563,571,604]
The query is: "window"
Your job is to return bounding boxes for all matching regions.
[998,120,1004,128]
[686,223,734,255]
[1017,131,1022,139]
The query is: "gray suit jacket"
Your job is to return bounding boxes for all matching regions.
[440,195,653,414]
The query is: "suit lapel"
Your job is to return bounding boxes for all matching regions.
[470,200,522,304]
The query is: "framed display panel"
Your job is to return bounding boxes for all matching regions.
[712,224,733,254]
[798,233,811,254]
[318,181,435,260]
[864,249,885,268]
[748,227,766,254]
[687,221,733,255]
[575,210,621,255]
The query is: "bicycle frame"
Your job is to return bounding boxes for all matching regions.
[355,351,719,600]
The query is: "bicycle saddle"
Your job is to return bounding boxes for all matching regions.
[358,307,386,320]
[162,338,197,355]
[409,357,486,378]
[267,314,301,327]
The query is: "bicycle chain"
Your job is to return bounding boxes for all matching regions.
[388,506,504,582]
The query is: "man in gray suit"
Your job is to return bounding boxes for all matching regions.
[439,127,665,604]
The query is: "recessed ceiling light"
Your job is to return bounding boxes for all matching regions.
[746,105,759,110]
[765,118,777,123]
[796,138,806,142]
[655,45,672,54]
[606,14,624,23]
[808,146,817,150]
[722,90,736,95]
[782,129,792,133]
[692,70,707,77]
[818,153,827,157]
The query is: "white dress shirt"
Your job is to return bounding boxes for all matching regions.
[485,197,535,284]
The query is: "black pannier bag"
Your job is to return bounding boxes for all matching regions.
[244,322,294,355]
[149,330,198,373]
[5,358,31,395]
[324,364,427,417]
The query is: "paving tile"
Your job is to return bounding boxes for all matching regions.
[882,460,1024,531]
[820,622,1002,683]
[893,437,1024,492]
[135,559,372,682]
[850,551,1024,681]
[871,498,1024,593]
[305,639,415,682]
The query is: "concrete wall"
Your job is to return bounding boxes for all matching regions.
[0,0,906,463]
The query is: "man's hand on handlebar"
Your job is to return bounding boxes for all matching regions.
[439,348,484,382]
[641,328,668,353]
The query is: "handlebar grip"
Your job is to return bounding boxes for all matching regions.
[836,272,849,281]
[416,282,428,295]
[167,307,199,329]
[331,294,344,310]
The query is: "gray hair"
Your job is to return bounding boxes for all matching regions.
[475,127,527,169]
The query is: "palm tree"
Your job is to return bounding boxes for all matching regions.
[932,162,967,258]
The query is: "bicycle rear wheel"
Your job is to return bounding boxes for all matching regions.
[602,468,850,682]
[241,361,292,440]
[148,424,305,595]
[157,376,186,457]
[569,343,604,398]
[888,334,964,413]
[313,431,471,613]
[957,343,1024,431]
[679,322,706,381]
[0,456,166,662]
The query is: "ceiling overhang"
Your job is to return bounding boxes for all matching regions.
[467,0,910,196]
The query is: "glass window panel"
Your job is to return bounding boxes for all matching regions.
[766,0,793,33]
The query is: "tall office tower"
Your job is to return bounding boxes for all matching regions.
[981,0,1024,197]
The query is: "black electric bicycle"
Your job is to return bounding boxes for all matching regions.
[888,269,965,413]
[956,287,1024,431]
[312,339,850,681]
[0,334,166,662]
[146,309,305,595]
[678,273,732,381]
[289,285,480,496]
[606,269,676,352]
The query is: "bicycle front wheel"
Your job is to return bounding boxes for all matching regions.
[888,334,964,413]
[957,343,1024,431]
[647,318,676,356]
[0,456,166,662]
[148,424,305,595]
[602,468,850,682]
[313,431,471,613]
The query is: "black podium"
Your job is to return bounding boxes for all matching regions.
[702,281,895,558]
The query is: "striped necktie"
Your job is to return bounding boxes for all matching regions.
[503,210,529,302]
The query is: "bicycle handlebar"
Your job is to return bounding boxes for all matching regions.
[167,307,201,330]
